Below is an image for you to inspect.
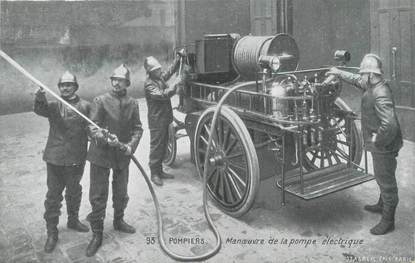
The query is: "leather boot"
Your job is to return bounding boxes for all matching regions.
[86,221,103,257]
[113,218,136,234]
[151,174,163,186]
[370,205,396,235]
[161,171,175,179]
[364,196,383,214]
[67,218,89,232]
[66,194,88,232]
[44,228,58,253]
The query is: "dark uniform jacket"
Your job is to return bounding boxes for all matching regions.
[34,93,91,166]
[87,91,143,169]
[339,71,403,153]
[144,59,179,129]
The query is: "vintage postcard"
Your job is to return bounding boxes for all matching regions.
[0,0,414,262]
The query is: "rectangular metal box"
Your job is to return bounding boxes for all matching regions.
[195,34,234,74]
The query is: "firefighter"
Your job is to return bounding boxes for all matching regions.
[144,53,181,186]
[85,64,143,257]
[327,54,403,235]
[34,71,90,253]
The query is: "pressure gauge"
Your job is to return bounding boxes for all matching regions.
[269,57,281,72]
[258,55,280,72]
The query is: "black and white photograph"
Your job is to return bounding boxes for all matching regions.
[0,0,414,262]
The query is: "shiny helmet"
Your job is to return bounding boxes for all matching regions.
[144,56,162,73]
[359,53,383,75]
[111,64,131,86]
[58,71,78,89]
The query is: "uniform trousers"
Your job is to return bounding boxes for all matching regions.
[372,151,399,208]
[87,164,129,226]
[149,124,169,175]
[44,163,84,233]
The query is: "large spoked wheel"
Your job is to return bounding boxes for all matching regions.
[194,106,260,218]
[163,123,177,167]
[303,98,363,170]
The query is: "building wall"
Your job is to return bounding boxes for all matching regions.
[292,0,370,70]
[0,0,176,115]
[369,0,415,141]
[1,0,374,117]
[291,0,371,111]
[176,0,370,68]
[175,0,251,47]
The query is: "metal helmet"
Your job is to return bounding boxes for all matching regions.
[111,64,131,86]
[58,71,78,89]
[144,56,162,73]
[359,53,383,75]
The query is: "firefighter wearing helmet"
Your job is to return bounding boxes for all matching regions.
[85,64,143,257]
[144,52,182,186]
[34,71,91,253]
[327,54,403,235]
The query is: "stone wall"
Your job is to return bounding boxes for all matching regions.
[0,0,176,115]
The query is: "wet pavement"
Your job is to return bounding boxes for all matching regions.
[0,98,414,263]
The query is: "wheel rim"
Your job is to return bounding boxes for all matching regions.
[194,106,259,217]
[163,123,177,166]
[304,98,362,170]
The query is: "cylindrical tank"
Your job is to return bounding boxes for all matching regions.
[270,81,289,119]
[232,33,299,80]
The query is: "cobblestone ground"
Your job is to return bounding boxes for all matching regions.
[0,99,414,263]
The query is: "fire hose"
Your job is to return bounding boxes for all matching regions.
[0,50,221,261]
[1,48,357,260]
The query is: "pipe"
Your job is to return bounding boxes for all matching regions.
[291,139,299,166]
[0,50,99,129]
[130,154,221,261]
[0,50,221,262]
[262,68,268,113]
[276,66,359,75]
